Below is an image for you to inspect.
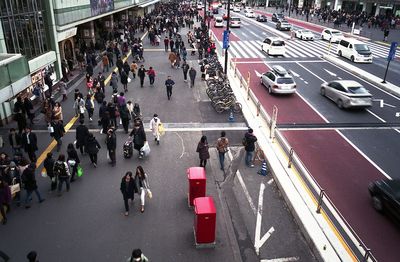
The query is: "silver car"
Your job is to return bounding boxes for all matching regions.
[260,66,296,95]
[320,80,372,109]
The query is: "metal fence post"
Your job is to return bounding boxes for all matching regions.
[316,189,325,213]
[288,148,294,168]
[256,102,261,116]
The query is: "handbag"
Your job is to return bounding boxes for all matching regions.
[158,123,165,136]
[41,167,47,177]
[10,178,20,197]
[77,165,83,177]
[48,126,54,133]
[80,106,85,114]
[140,142,151,156]
[147,189,153,199]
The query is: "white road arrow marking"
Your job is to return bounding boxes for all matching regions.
[396,112,400,117]
[260,257,300,262]
[373,99,397,108]
[250,30,259,37]
[262,32,267,35]
[255,183,275,255]
[290,70,300,77]
[304,81,309,84]
[255,70,263,78]
[324,68,337,77]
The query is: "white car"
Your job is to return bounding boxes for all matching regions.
[321,28,343,43]
[261,37,285,56]
[197,4,203,10]
[260,66,297,95]
[244,6,253,12]
[295,29,314,40]
[214,17,224,28]
[230,17,241,28]
[233,6,240,12]
[245,11,255,18]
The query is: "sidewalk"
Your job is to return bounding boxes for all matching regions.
[256,7,400,44]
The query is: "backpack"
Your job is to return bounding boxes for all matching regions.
[242,137,248,147]
[217,138,228,153]
[54,162,67,177]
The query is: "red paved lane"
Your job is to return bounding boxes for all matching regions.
[211,26,240,41]
[236,62,400,261]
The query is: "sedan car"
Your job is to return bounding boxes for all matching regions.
[245,11,255,18]
[295,29,314,40]
[271,13,284,22]
[214,17,224,27]
[233,6,240,12]
[320,80,372,109]
[276,20,292,31]
[256,15,267,22]
[321,28,343,43]
[369,179,400,223]
[260,65,296,94]
[229,17,241,28]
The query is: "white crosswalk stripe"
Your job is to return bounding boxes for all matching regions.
[228,39,399,59]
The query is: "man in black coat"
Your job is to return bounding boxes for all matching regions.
[76,119,89,155]
[21,127,38,162]
[129,119,147,159]
[189,67,197,88]
[8,128,22,154]
[243,128,258,168]
[50,120,65,152]
[137,65,146,88]
[106,128,117,166]
[182,61,189,82]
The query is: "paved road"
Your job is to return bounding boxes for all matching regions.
[210,9,400,262]
[0,26,316,261]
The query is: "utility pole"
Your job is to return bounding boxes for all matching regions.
[224,0,231,74]
[203,0,207,30]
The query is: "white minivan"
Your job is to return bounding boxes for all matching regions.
[337,38,373,63]
[261,37,285,56]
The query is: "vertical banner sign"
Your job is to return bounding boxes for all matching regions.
[387,42,398,61]
[223,30,230,49]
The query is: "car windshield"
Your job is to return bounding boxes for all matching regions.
[332,31,342,35]
[354,44,370,51]
[231,18,240,21]
[347,85,368,94]
[272,41,284,46]
[303,30,311,34]
[277,77,294,84]
[277,14,284,18]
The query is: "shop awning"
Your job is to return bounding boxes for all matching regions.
[139,0,159,8]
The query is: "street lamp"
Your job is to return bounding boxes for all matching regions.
[224,0,231,74]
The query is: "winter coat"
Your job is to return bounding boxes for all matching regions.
[111,74,118,90]
[121,72,128,85]
[50,121,65,140]
[0,183,11,205]
[149,117,160,136]
[130,126,146,149]
[189,68,197,80]
[196,141,210,160]
[119,105,130,120]
[168,52,177,63]
[138,68,146,79]
[106,133,117,150]
[22,167,37,191]
[244,132,258,152]
[21,132,38,152]
[76,124,89,147]
[134,173,150,191]
[85,136,101,155]
[43,156,55,177]
[67,148,80,164]
[120,178,135,199]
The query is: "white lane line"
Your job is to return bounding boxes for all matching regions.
[366,109,386,122]
[296,62,327,83]
[267,178,274,184]
[261,257,300,262]
[287,42,313,58]
[241,32,248,37]
[229,44,241,58]
[255,182,266,255]
[234,162,257,215]
[237,41,258,58]
[249,30,262,39]
[234,42,253,58]
[243,40,265,58]
[259,226,275,251]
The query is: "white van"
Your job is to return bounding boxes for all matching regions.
[337,38,373,63]
[261,37,285,56]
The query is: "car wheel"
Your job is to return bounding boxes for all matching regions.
[268,86,272,94]
[320,87,326,96]
[372,196,383,212]
[337,99,344,109]
[338,50,342,56]
[301,35,303,40]
[351,56,355,62]
[322,35,324,40]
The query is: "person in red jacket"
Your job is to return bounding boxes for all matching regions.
[147,67,156,86]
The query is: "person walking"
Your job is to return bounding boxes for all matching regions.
[23,97,34,125]
[50,119,65,152]
[110,72,119,92]
[120,171,135,216]
[43,152,57,192]
[8,128,22,155]
[21,126,38,162]
[165,76,175,100]
[164,36,169,52]
[76,119,89,155]
[59,78,68,101]
[134,166,150,213]
[102,53,109,72]
[130,61,138,79]
[98,72,106,93]
[53,154,70,196]
[383,27,389,41]
[127,248,149,262]
[67,143,80,182]
[22,163,45,208]
[0,179,11,225]
[149,114,161,145]
[119,104,131,134]
[182,61,189,82]
[147,66,156,86]
[138,65,146,88]
[189,67,197,88]
[73,95,85,120]
[216,131,229,171]
[168,51,177,68]
[106,128,117,166]
[53,102,63,122]
[85,94,94,121]
[243,128,258,167]
[129,119,147,159]
[121,70,129,92]
[85,133,101,167]
[196,135,210,168]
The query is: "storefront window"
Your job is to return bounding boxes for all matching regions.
[0,0,48,59]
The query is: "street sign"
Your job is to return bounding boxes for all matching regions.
[223,30,229,49]
[387,41,398,61]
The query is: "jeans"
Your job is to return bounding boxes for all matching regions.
[55,138,62,152]
[149,76,155,85]
[245,151,254,166]
[166,86,173,99]
[123,195,134,212]
[58,177,70,192]
[25,189,44,206]
[218,152,225,170]
[140,77,145,87]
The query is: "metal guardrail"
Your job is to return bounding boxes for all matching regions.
[228,57,378,262]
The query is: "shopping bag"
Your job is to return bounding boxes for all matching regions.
[77,165,83,177]
[128,77,132,83]
[10,178,20,197]
[41,167,47,178]
[80,106,85,114]
[158,123,165,136]
[48,126,54,133]
[141,142,151,156]
[147,189,153,199]
[119,118,122,125]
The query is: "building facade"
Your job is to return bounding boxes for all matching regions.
[0,0,159,125]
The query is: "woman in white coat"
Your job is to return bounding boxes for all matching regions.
[134,166,151,213]
[149,113,161,145]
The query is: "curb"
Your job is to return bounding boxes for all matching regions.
[322,54,400,98]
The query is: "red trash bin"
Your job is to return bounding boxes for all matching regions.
[187,167,206,207]
[193,196,216,246]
